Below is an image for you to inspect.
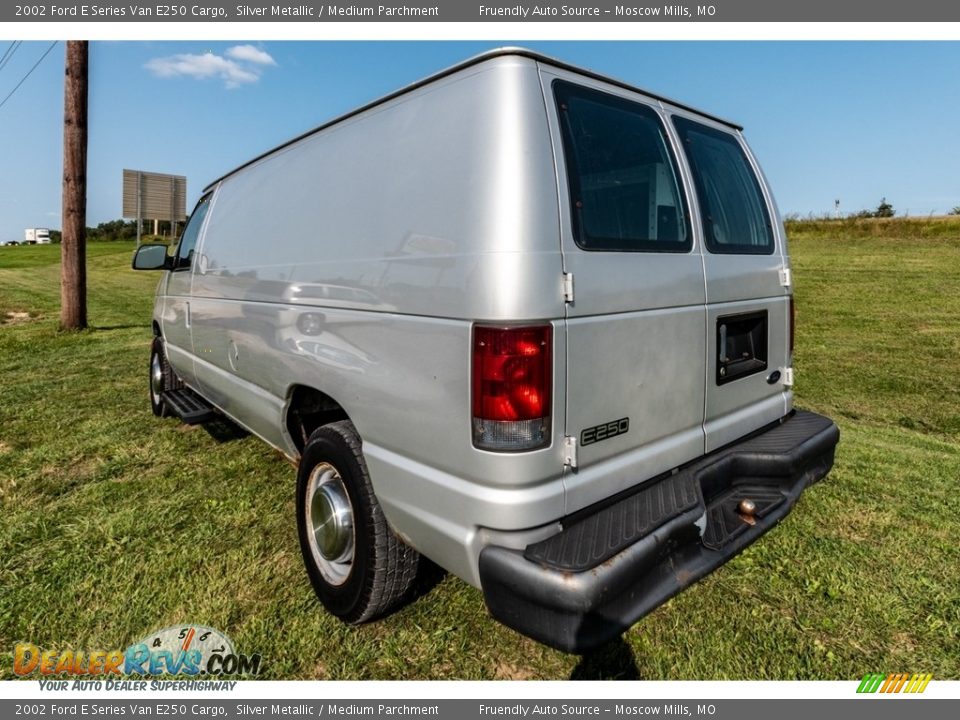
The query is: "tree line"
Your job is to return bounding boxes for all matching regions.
[47,219,180,243]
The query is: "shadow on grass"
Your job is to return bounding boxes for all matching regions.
[570,637,641,680]
[408,557,447,603]
[203,417,251,443]
[90,324,150,331]
[365,556,449,623]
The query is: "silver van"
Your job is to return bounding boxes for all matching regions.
[133,48,839,653]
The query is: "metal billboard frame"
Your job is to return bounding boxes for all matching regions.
[122,169,187,245]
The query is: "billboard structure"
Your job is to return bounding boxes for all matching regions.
[122,169,187,245]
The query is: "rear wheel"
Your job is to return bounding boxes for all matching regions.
[296,420,420,623]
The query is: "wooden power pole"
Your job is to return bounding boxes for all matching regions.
[60,41,88,330]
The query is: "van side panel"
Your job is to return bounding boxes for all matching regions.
[186,57,566,580]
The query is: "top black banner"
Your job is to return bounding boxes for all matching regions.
[5,0,959,22]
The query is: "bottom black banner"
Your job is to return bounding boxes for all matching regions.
[2,699,957,720]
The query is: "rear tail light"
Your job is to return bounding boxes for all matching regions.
[472,325,552,451]
[789,295,795,356]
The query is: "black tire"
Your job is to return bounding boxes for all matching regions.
[149,336,183,417]
[296,420,420,623]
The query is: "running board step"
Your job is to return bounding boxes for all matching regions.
[161,388,217,425]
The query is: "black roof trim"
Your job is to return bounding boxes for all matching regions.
[204,47,742,192]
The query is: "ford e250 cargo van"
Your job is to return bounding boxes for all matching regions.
[133,49,839,653]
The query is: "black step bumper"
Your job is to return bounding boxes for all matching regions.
[478,410,839,654]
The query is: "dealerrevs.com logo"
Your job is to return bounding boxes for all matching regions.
[14,625,263,681]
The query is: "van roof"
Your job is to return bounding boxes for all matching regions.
[204,47,742,192]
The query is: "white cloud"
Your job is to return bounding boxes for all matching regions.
[225,45,277,66]
[145,46,276,89]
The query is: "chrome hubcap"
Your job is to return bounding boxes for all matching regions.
[150,352,164,402]
[306,462,354,585]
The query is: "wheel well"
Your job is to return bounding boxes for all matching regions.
[152,321,161,337]
[286,385,350,454]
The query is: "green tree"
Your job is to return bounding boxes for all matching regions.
[86,219,138,242]
[874,197,895,218]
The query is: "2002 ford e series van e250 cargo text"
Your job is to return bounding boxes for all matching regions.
[133,49,839,653]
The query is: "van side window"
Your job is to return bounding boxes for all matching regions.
[672,117,774,255]
[173,193,212,271]
[553,81,690,252]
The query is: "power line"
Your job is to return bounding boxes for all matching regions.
[0,41,20,71]
[0,42,15,69]
[0,41,58,113]
[0,41,22,74]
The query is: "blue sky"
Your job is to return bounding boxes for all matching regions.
[0,40,959,241]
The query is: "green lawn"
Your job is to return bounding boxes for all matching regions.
[1,224,958,680]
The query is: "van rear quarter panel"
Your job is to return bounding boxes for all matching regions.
[186,56,567,577]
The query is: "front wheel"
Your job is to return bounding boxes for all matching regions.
[149,336,182,417]
[296,420,420,623]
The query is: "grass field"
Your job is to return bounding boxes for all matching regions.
[1,220,959,680]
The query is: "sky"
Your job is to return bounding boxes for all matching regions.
[0,40,959,242]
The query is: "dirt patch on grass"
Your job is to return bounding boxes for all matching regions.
[891,632,918,650]
[2,311,39,325]
[494,660,537,680]
[34,459,100,495]
[0,475,17,498]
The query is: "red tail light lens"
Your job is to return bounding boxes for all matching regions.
[472,325,552,451]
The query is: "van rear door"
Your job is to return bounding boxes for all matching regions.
[669,113,791,452]
[540,70,707,514]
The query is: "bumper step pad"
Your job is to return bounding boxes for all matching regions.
[524,472,701,572]
[479,410,839,654]
[161,388,217,425]
[702,485,785,551]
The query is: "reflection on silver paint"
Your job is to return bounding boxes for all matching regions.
[191,56,562,322]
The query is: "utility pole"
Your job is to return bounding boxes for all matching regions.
[60,41,88,330]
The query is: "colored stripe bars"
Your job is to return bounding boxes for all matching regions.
[857,673,933,693]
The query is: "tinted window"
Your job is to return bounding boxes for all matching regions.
[554,81,690,252]
[672,117,774,255]
[173,193,212,270]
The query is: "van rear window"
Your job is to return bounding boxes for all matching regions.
[672,117,774,255]
[553,81,690,253]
